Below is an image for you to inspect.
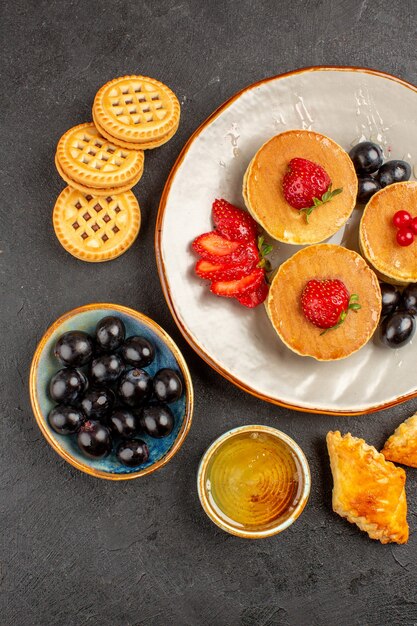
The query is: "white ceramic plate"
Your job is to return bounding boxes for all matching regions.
[156,67,417,414]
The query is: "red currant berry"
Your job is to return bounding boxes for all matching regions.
[396,228,414,247]
[393,210,411,228]
[410,217,417,235]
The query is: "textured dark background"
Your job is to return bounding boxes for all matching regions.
[1,0,417,625]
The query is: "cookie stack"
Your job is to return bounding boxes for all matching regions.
[53,75,180,262]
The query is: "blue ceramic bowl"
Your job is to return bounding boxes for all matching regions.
[29,303,193,480]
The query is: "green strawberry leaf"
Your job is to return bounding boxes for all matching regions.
[320,293,361,335]
[257,235,273,270]
[301,185,344,224]
[258,258,272,271]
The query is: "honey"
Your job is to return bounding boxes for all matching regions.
[205,430,305,532]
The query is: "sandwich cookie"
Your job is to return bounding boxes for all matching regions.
[55,123,144,194]
[53,186,141,262]
[93,75,180,150]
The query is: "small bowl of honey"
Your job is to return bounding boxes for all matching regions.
[197,424,310,538]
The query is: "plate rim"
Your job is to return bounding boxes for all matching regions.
[155,65,417,416]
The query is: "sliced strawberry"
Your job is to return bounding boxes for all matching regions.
[210,268,264,298]
[193,232,260,265]
[195,258,257,281]
[237,280,269,308]
[212,198,259,242]
[226,240,260,266]
[192,231,241,261]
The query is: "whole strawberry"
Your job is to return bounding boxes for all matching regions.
[283,158,342,222]
[301,279,361,333]
[212,198,259,242]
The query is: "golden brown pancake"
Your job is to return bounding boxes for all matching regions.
[360,181,417,285]
[266,244,381,361]
[243,130,358,244]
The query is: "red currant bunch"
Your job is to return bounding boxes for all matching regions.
[392,210,417,247]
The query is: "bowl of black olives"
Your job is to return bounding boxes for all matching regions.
[29,303,193,479]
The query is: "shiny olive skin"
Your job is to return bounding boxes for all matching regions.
[349,141,383,175]
[401,283,417,315]
[357,177,381,204]
[49,368,88,404]
[121,336,155,368]
[153,368,183,403]
[117,369,152,407]
[377,160,411,188]
[108,408,140,438]
[48,404,86,435]
[116,439,149,467]
[380,311,415,348]
[90,354,125,385]
[141,404,174,438]
[54,330,94,367]
[77,420,112,459]
[380,283,401,317]
[81,387,115,420]
[95,316,126,352]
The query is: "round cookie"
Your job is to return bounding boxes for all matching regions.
[243,130,358,245]
[93,75,180,148]
[360,181,417,285]
[55,155,143,197]
[93,112,179,150]
[266,244,381,361]
[53,186,141,262]
[56,122,144,190]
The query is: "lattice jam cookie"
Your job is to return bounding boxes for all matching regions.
[92,75,180,149]
[55,123,144,190]
[53,187,141,262]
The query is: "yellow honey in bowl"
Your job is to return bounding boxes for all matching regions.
[205,431,305,531]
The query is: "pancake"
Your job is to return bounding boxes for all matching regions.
[266,244,381,361]
[360,181,417,285]
[243,130,358,244]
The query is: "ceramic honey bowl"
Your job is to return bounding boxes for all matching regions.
[198,425,311,538]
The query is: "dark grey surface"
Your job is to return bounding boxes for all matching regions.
[1,1,417,625]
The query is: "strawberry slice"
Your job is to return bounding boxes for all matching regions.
[225,240,260,266]
[195,258,257,281]
[193,232,260,265]
[212,198,259,242]
[237,280,269,308]
[210,268,264,298]
[192,231,241,261]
